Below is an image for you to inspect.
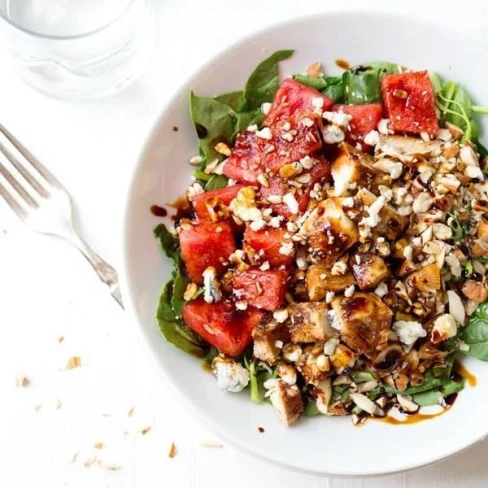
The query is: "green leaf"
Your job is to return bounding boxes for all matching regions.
[461,302,488,360]
[189,91,237,163]
[412,390,443,407]
[157,280,176,322]
[303,400,321,417]
[344,68,382,104]
[156,281,208,358]
[215,91,248,112]
[292,74,329,91]
[429,71,442,95]
[362,61,403,75]
[193,170,212,182]
[204,174,229,191]
[235,109,264,133]
[292,74,346,103]
[244,49,294,109]
[172,273,190,320]
[154,224,179,262]
[249,360,260,403]
[350,370,375,383]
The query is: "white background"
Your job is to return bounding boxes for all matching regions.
[2,0,488,487]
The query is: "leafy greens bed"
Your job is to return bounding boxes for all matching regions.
[153,50,488,426]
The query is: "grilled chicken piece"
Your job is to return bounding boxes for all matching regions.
[268,379,304,426]
[356,188,407,240]
[332,143,391,196]
[286,302,335,343]
[296,344,330,385]
[351,253,390,290]
[252,321,290,365]
[306,264,356,300]
[331,293,393,356]
[299,198,359,264]
[377,135,442,159]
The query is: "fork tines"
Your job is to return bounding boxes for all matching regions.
[0,125,61,218]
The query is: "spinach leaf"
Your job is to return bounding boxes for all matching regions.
[303,401,321,417]
[292,74,345,102]
[350,370,375,383]
[204,346,220,364]
[235,109,264,133]
[154,224,179,262]
[429,72,442,95]
[157,279,176,322]
[362,61,402,75]
[156,281,208,358]
[292,74,329,91]
[244,49,294,109]
[461,302,488,360]
[322,76,347,102]
[344,68,382,104]
[215,91,247,112]
[205,174,229,191]
[412,390,442,407]
[412,378,464,407]
[189,92,237,163]
[171,272,190,319]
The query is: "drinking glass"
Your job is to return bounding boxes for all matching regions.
[0,0,156,100]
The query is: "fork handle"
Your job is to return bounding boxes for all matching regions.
[66,232,124,309]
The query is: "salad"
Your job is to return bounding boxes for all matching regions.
[154,50,488,426]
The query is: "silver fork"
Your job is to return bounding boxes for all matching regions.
[0,125,123,308]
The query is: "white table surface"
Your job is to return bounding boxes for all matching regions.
[2,0,488,486]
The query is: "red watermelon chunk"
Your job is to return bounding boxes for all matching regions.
[232,268,288,311]
[182,298,264,357]
[223,119,322,183]
[260,155,331,218]
[179,220,236,283]
[244,227,294,268]
[264,78,334,126]
[381,71,439,136]
[333,103,383,149]
[190,184,248,220]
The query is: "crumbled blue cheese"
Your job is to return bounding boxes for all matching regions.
[364,130,380,146]
[212,357,250,393]
[325,291,335,304]
[279,241,294,256]
[249,218,266,231]
[373,159,403,179]
[392,320,427,345]
[273,309,289,323]
[374,282,388,298]
[331,261,347,276]
[247,124,258,132]
[377,118,391,135]
[344,285,355,297]
[322,125,345,144]
[327,309,341,331]
[202,267,222,304]
[229,187,262,222]
[256,127,272,140]
[187,182,205,199]
[322,111,351,128]
[301,117,314,128]
[261,102,272,115]
[363,196,387,229]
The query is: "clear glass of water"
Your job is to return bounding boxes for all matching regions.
[0,0,156,100]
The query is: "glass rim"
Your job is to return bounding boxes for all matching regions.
[0,0,138,41]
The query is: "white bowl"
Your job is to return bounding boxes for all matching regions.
[122,11,488,477]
